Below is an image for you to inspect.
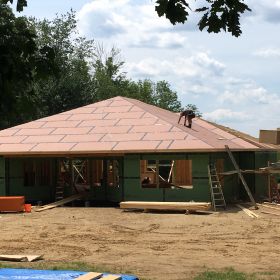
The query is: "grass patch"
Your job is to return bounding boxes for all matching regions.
[194,268,280,280]
[194,268,248,280]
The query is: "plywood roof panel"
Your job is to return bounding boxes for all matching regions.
[0,96,275,155]
[15,128,54,136]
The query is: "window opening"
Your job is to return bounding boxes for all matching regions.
[141,159,192,188]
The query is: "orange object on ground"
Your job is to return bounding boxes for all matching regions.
[0,196,25,212]
[24,204,32,213]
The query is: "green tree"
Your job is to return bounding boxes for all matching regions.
[32,11,95,117]
[154,81,182,112]
[129,79,155,105]
[0,3,54,128]
[91,45,127,102]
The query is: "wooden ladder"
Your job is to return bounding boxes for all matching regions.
[208,164,226,211]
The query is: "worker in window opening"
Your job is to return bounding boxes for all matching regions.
[178,109,196,128]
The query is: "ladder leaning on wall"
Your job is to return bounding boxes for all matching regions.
[208,164,226,211]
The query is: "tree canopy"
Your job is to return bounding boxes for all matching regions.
[6,0,250,37]
[0,3,55,128]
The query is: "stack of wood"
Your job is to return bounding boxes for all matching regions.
[120,201,211,213]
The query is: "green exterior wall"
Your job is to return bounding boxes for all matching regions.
[8,158,56,202]
[0,157,5,196]
[0,150,278,203]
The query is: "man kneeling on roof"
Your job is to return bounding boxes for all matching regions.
[178,109,196,128]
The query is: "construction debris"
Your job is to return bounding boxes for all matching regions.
[35,193,86,212]
[236,204,259,218]
[0,255,43,262]
[120,201,211,213]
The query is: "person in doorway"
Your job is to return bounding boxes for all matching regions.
[178,109,196,128]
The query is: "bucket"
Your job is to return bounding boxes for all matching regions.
[24,204,32,213]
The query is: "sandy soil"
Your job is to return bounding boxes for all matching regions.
[1,205,280,280]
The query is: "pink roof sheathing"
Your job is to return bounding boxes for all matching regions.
[0,96,275,155]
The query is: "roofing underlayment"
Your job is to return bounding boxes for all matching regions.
[0,96,275,155]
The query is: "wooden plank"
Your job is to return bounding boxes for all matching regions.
[236,204,259,218]
[174,160,192,186]
[120,201,211,211]
[0,255,43,262]
[225,145,257,209]
[101,275,121,280]
[35,193,86,212]
[75,272,103,280]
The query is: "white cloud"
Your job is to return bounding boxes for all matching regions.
[246,0,280,23]
[125,52,225,80]
[204,109,252,122]
[129,32,187,49]
[77,0,188,49]
[220,85,280,105]
[254,47,280,58]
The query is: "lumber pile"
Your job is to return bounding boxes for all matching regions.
[120,201,211,213]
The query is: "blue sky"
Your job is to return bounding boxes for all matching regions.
[16,0,280,137]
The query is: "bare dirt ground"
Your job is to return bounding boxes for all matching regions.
[1,205,280,280]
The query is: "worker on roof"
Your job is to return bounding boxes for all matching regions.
[178,109,196,128]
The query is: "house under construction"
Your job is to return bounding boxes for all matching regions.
[0,96,277,204]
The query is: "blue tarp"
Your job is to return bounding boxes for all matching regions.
[0,268,138,280]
